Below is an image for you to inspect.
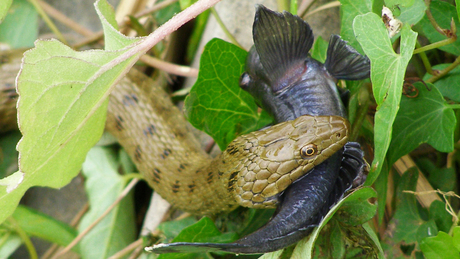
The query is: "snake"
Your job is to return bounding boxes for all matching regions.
[0,49,350,215]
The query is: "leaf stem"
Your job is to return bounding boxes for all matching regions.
[413,37,457,55]
[447,104,460,110]
[424,0,453,37]
[426,54,460,83]
[415,41,434,75]
[210,7,244,50]
[29,0,68,45]
[7,217,38,259]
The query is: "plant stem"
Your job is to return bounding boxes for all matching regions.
[413,37,457,55]
[424,0,450,37]
[426,54,460,83]
[415,41,434,75]
[447,104,460,110]
[210,7,244,50]
[7,217,38,259]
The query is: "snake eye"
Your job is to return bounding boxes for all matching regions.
[300,144,317,158]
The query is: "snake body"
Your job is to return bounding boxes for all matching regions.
[1,49,349,215]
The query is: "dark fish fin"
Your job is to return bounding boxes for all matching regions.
[325,35,370,80]
[253,5,314,92]
[147,242,245,254]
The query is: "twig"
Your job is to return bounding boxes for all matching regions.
[107,238,143,259]
[30,0,68,44]
[139,55,199,77]
[37,0,95,37]
[51,179,139,258]
[298,0,318,18]
[73,0,179,48]
[41,203,90,259]
[302,1,340,18]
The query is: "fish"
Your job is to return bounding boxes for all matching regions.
[148,5,370,254]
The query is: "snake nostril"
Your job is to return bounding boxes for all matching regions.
[336,132,341,138]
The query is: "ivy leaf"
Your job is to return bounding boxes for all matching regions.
[353,13,417,185]
[387,82,456,165]
[185,38,272,150]
[338,0,372,54]
[421,231,460,259]
[417,0,460,56]
[386,169,438,246]
[423,64,460,103]
[0,0,143,225]
[398,0,426,25]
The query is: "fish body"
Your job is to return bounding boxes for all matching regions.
[149,5,370,254]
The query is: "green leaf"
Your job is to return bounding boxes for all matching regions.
[79,146,136,259]
[417,0,460,56]
[339,0,373,54]
[11,205,77,248]
[0,0,12,22]
[423,64,460,103]
[384,0,414,8]
[336,187,378,226]
[398,0,426,25]
[453,227,460,251]
[416,158,457,192]
[0,0,37,48]
[158,217,237,259]
[388,168,438,245]
[311,36,328,63]
[421,231,460,259]
[353,14,417,185]
[0,0,143,225]
[185,38,272,150]
[291,187,377,258]
[158,217,197,240]
[387,82,456,165]
[429,200,453,234]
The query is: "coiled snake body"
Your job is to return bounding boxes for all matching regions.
[1,50,349,215]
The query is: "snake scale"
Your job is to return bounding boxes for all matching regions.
[0,49,349,215]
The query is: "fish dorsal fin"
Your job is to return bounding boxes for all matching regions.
[325,35,371,80]
[253,5,314,92]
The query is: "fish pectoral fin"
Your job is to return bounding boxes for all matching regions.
[253,5,314,92]
[325,35,371,80]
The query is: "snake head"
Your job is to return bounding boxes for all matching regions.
[232,115,349,208]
